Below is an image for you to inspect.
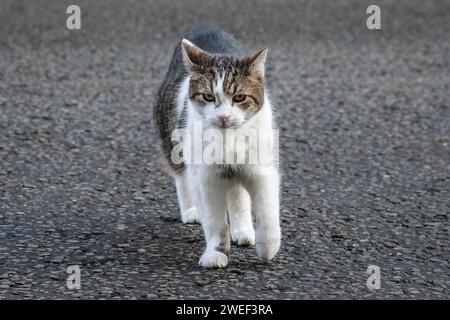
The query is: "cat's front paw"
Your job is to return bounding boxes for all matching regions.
[231,227,255,246]
[256,232,280,262]
[199,250,229,268]
[181,207,200,224]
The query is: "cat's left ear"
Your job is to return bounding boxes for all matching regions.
[247,48,268,77]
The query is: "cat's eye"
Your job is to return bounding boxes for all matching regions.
[233,94,246,103]
[202,93,215,102]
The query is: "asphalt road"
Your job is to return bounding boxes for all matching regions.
[0,0,449,299]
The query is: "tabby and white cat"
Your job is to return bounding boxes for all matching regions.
[154,27,280,268]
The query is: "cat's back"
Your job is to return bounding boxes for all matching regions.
[185,26,243,56]
[163,27,242,84]
[158,27,243,93]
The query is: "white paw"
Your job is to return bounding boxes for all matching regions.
[231,227,255,246]
[256,234,280,261]
[181,207,200,224]
[199,250,229,268]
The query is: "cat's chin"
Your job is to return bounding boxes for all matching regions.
[208,122,242,130]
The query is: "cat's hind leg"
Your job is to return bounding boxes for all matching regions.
[227,183,255,246]
[174,174,199,224]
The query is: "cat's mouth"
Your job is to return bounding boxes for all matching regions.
[212,121,238,129]
[206,115,243,129]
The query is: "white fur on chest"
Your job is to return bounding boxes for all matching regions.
[180,95,275,172]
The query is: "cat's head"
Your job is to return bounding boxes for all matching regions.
[181,39,267,129]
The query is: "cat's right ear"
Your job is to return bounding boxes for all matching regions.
[181,39,214,70]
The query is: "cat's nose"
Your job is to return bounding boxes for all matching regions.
[218,115,231,127]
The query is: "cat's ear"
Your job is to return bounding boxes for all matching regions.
[247,48,268,77]
[181,39,214,70]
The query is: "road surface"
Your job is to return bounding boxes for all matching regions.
[0,0,449,299]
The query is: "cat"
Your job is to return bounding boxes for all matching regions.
[154,27,280,268]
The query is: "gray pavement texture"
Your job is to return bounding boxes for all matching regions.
[0,0,449,299]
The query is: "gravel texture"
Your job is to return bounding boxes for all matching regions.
[0,0,449,299]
